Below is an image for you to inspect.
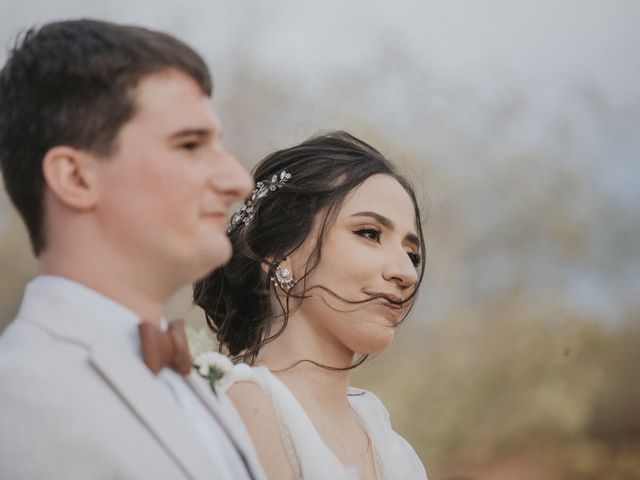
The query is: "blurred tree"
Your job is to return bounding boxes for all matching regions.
[0,195,36,331]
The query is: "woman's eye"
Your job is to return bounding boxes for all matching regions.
[355,228,381,242]
[407,252,422,268]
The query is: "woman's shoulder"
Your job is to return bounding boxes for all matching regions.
[226,365,275,420]
[225,364,281,439]
[226,365,299,480]
[228,363,282,394]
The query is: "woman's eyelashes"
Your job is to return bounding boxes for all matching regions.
[407,252,422,268]
[354,226,422,268]
[354,226,382,242]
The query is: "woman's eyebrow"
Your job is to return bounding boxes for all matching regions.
[350,211,394,229]
[350,211,419,248]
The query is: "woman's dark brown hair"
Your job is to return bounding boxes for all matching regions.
[193,131,426,364]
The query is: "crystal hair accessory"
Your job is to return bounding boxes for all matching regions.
[228,170,292,232]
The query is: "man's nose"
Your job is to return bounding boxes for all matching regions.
[210,147,254,201]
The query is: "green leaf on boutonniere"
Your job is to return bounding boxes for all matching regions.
[193,351,235,398]
[208,367,224,397]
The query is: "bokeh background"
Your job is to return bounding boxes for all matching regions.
[1,1,639,479]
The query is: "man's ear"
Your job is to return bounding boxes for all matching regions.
[42,146,98,210]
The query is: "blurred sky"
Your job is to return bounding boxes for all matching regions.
[3,1,638,93]
[1,0,639,323]
[2,0,638,203]
[2,1,638,103]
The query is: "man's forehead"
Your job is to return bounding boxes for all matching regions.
[126,69,218,132]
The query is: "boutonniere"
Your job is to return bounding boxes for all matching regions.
[185,326,236,397]
[193,351,235,397]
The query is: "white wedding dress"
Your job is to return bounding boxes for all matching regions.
[232,364,427,480]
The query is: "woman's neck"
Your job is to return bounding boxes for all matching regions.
[256,312,377,478]
[256,312,355,418]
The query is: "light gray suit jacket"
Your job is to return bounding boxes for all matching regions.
[0,282,266,480]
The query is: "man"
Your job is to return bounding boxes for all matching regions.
[0,19,265,479]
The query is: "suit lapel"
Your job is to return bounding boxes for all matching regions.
[19,287,216,480]
[89,343,217,480]
[184,373,265,480]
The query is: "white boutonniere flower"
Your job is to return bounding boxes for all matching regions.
[185,326,236,397]
[193,351,235,397]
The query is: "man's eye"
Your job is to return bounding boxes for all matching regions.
[180,141,200,151]
[355,228,381,242]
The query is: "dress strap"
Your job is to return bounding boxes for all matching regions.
[230,365,357,480]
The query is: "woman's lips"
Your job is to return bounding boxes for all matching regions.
[376,297,402,310]
[366,291,402,303]
[365,292,404,311]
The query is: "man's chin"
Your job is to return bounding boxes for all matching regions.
[202,238,233,271]
[176,237,233,284]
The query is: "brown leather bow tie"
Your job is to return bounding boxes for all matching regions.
[138,319,192,375]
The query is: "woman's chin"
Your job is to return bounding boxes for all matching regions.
[352,327,396,355]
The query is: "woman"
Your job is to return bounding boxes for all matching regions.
[194,131,428,479]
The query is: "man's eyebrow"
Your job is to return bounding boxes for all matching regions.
[167,128,212,140]
[350,211,420,247]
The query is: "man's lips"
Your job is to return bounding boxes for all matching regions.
[201,211,227,220]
